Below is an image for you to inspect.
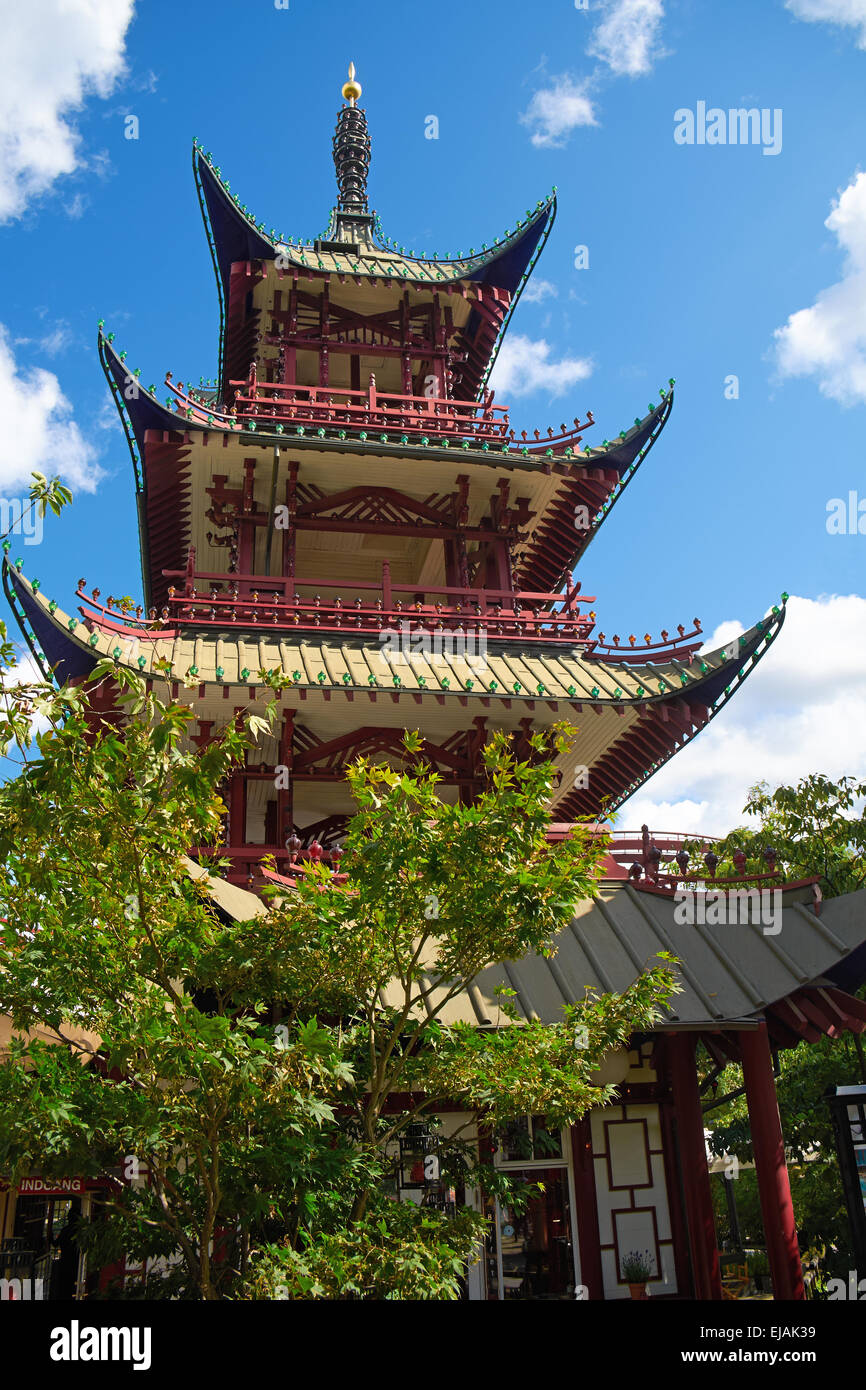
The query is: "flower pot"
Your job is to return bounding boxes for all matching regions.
[628,1282,648,1300]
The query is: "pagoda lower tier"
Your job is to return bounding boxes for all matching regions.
[6,563,786,886]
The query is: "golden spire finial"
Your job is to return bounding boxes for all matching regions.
[342,61,362,107]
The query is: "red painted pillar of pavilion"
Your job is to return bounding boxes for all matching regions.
[739,1022,805,1301]
[665,1033,722,1300]
[570,1117,603,1299]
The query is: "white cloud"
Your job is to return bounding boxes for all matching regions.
[588,0,667,77]
[489,333,593,398]
[618,594,866,834]
[785,0,866,48]
[522,279,558,304]
[774,172,866,405]
[519,76,598,149]
[0,0,134,222]
[0,324,104,494]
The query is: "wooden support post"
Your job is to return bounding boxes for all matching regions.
[570,1118,603,1299]
[665,1033,722,1300]
[238,458,257,574]
[740,1022,805,1300]
[282,460,298,596]
[230,771,247,851]
[277,710,294,854]
[320,279,330,386]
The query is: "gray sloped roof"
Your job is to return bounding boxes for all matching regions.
[436,881,866,1031]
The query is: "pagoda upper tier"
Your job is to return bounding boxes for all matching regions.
[193,100,555,407]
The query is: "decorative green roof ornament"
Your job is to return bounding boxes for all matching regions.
[240,667,250,681]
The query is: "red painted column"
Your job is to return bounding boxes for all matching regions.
[659,1098,694,1298]
[665,1034,722,1300]
[570,1118,603,1299]
[739,1023,805,1301]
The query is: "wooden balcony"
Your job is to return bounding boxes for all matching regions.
[163,370,594,454]
[157,562,596,645]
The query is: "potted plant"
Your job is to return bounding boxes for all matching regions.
[621,1249,655,1299]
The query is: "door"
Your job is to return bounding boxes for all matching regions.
[485,1167,576,1299]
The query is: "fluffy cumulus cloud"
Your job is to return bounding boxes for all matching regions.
[520,3,667,147]
[0,325,104,493]
[785,0,866,48]
[587,0,667,77]
[774,172,866,404]
[0,0,134,222]
[489,333,593,398]
[522,279,558,304]
[519,76,598,149]
[618,594,866,834]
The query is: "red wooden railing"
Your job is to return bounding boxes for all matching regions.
[164,371,594,453]
[159,562,597,644]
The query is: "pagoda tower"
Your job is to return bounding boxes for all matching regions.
[13,68,866,1312]
[4,65,786,888]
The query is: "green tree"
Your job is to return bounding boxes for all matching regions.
[0,663,677,1299]
[716,773,866,896]
[705,773,866,1281]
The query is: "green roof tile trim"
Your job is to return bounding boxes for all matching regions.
[476,193,557,401]
[1,557,56,686]
[194,141,555,292]
[97,328,143,493]
[7,565,786,727]
[598,599,789,815]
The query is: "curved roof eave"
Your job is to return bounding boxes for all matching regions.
[194,142,555,292]
[4,562,97,686]
[98,330,190,473]
[7,562,786,714]
[602,603,788,814]
[195,147,277,300]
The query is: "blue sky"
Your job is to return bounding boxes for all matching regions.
[2,0,866,830]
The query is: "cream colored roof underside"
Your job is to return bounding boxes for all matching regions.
[178,436,572,592]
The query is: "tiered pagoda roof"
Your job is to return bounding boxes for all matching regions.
[4,62,788,840]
